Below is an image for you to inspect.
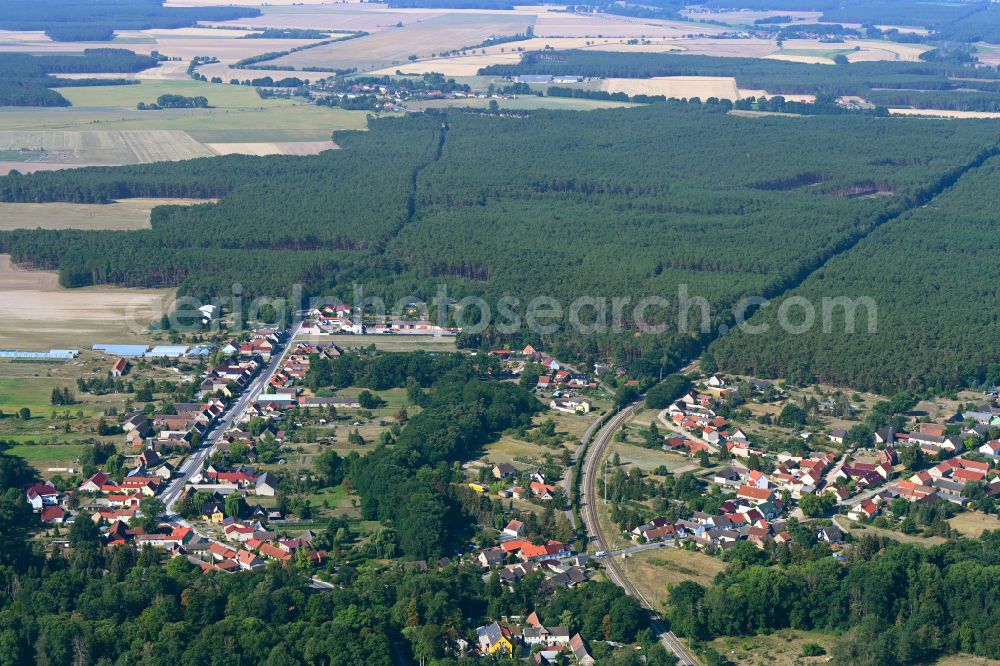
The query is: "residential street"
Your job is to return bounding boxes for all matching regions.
[162,321,301,515]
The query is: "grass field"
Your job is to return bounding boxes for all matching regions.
[0,255,170,349]
[776,47,855,61]
[0,198,214,231]
[54,79,293,110]
[948,512,1000,538]
[710,629,838,666]
[0,374,104,418]
[271,13,535,72]
[0,80,368,171]
[837,518,946,547]
[608,437,699,474]
[297,334,457,352]
[626,547,726,609]
[2,443,88,463]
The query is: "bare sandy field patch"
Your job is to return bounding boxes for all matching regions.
[0,161,81,176]
[0,198,215,231]
[0,30,51,42]
[136,60,191,80]
[767,53,834,65]
[206,140,337,156]
[0,255,172,349]
[602,75,740,99]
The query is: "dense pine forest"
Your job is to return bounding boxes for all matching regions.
[710,153,1000,393]
[0,50,158,107]
[0,0,259,42]
[1,103,998,391]
[480,51,1000,111]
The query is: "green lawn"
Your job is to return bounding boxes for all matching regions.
[54,79,292,110]
[4,443,87,462]
[0,376,103,417]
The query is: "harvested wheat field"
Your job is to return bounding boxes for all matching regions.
[0,198,214,231]
[889,108,1000,119]
[270,13,535,71]
[666,37,779,58]
[533,12,723,38]
[113,28,328,63]
[0,255,172,349]
[206,140,337,156]
[213,7,449,34]
[372,37,687,76]
[682,9,822,24]
[0,130,214,169]
[196,62,344,82]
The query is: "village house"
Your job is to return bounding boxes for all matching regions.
[477,546,505,568]
[502,519,525,539]
[492,463,516,479]
[817,526,843,543]
[980,440,1000,458]
[848,499,880,522]
[737,485,775,505]
[569,634,595,666]
[529,482,557,500]
[476,622,515,656]
[25,483,59,511]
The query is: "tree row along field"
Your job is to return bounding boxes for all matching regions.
[0,50,159,107]
[0,0,259,42]
[0,103,998,391]
[481,51,1000,112]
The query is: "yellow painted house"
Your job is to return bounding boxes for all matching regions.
[201,503,226,524]
[477,622,514,656]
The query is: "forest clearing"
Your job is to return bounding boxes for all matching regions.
[0,198,212,230]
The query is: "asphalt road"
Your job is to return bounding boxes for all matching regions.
[162,323,300,514]
[580,402,699,666]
